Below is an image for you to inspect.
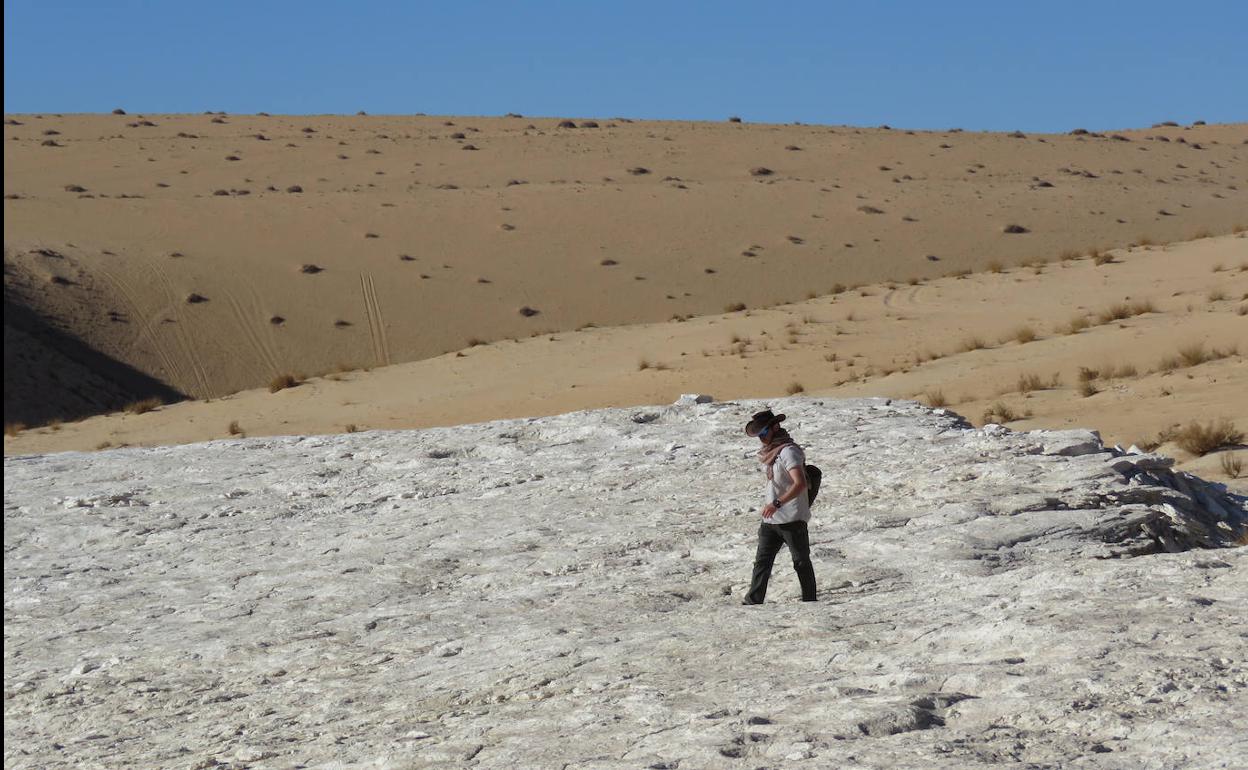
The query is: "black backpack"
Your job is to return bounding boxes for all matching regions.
[805,464,822,507]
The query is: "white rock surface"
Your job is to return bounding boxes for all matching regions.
[4,397,1246,769]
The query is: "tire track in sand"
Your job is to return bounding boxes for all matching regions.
[359,272,391,367]
[145,257,213,397]
[224,289,282,378]
[95,266,189,393]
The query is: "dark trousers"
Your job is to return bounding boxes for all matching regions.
[746,520,817,603]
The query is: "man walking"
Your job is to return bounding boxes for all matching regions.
[742,409,817,604]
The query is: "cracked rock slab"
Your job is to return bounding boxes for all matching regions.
[4,397,1246,768]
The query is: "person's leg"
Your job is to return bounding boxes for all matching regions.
[780,521,818,601]
[745,523,785,604]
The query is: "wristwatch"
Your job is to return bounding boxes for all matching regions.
[772,498,784,508]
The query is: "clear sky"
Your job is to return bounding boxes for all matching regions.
[5,1,1246,131]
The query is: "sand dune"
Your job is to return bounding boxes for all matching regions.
[8,230,1246,491]
[4,114,1246,427]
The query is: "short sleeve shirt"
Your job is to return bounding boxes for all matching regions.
[764,444,811,524]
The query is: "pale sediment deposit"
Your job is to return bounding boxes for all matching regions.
[4,397,1246,768]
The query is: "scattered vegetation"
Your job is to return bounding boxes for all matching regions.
[786,382,805,395]
[269,373,303,393]
[1095,299,1155,324]
[5,423,26,437]
[1012,326,1037,344]
[1220,452,1244,479]
[982,402,1019,423]
[1158,419,1244,456]
[227,420,243,436]
[958,336,988,352]
[922,390,948,408]
[1155,342,1237,373]
[125,397,163,415]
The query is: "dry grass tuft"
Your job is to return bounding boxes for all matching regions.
[227,420,243,436]
[1016,373,1060,393]
[1220,452,1243,478]
[923,390,948,408]
[958,336,987,352]
[1095,299,1155,324]
[786,382,805,395]
[982,402,1018,423]
[1077,381,1099,398]
[987,260,1004,273]
[1013,326,1037,344]
[1165,419,1244,456]
[1092,251,1115,266]
[344,424,360,434]
[5,422,27,437]
[125,397,163,415]
[725,302,747,312]
[269,373,302,393]
[1156,342,1237,372]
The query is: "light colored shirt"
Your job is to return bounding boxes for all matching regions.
[763,444,811,524]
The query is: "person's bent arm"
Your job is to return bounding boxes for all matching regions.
[776,466,807,505]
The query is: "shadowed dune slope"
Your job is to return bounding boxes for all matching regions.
[4,114,1247,422]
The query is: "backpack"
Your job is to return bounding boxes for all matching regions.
[805,464,822,507]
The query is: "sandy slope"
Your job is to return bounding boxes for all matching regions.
[4,114,1246,420]
[9,233,1246,492]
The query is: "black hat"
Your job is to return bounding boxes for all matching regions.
[744,409,786,436]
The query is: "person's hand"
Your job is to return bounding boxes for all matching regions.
[761,503,777,520]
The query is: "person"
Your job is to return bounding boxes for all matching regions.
[741,409,817,604]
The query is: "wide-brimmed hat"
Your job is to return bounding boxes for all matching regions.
[744,409,786,436]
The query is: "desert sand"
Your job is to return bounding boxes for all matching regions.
[4,115,1246,423]
[5,399,1245,768]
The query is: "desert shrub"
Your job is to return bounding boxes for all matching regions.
[1172,419,1243,456]
[1220,452,1244,478]
[1093,252,1115,266]
[1002,224,1029,234]
[1209,288,1227,302]
[228,420,243,436]
[1095,299,1154,324]
[750,167,774,176]
[958,336,987,352]
[786,382,805,395]
[1016,373,1047,393]
[982,402,1018,423]
[185,293,208,304]
[125,397,163,414]
[1013,326,1037,344]
[269,373,302,393]
[857,205,884,214]
[923,390,948,407]
[725,302,747,312]
[1077,381,1099,398]
[519,306,540,317]
[627,167,650,175]
[638,359,651,371]
[5,422,27,437]
[1156,342,1237,372]
[344,424,360,434]
[987,260,1004,273]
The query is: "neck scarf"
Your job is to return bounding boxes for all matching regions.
[756,426,796,480]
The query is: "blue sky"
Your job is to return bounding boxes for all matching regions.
[5,1,1246,131]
